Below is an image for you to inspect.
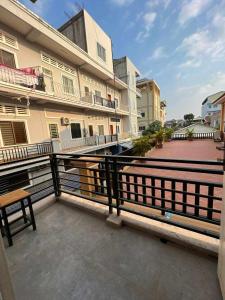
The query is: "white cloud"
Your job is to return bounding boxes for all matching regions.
[178,0,211,25]
[150,46,167,60]
[178,29,225,62]
[110,0,134,6]
[179,59,201,68]
[135,12,157,42]
[147,0,171,9]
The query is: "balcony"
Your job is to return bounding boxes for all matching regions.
[0,142,53,164]
[0,65,129,114]
[0,152,223,299]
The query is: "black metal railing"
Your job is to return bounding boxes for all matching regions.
[93,95,116,109]
[0,142,53,163]
[172,132,215,140]
[0,153,223,238]
[52,153,223,238]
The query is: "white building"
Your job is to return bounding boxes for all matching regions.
[201,91,224,119]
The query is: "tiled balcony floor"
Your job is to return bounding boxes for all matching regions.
[6,201,222,300]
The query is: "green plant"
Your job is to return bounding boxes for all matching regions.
[185,128,194,140]
[151,129,165,148]
[164,128,174,141]
[133,136,152,156]
[143,120,162,136]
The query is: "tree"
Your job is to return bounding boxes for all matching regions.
[184,113,194,125]
[143,120,162,136]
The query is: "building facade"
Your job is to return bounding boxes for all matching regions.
[160,100,166,126]
[201,91,223,119]
[136,79,161,131]
[113,56,140,136]
[0,1,133,160]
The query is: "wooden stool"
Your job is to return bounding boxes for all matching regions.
[0,189,36,247]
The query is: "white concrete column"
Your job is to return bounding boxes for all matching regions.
[0,234,16,300]
[218,173,225,299]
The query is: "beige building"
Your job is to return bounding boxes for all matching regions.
[0,1,132,157]
[136,79,161,131]
[113,56,141,136]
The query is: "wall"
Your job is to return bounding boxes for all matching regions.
[202,100,220,118]
[83,10,114,74]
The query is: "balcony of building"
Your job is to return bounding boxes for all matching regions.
[0,142,53,164]
[0,148,224,299]
[0,65,129,115]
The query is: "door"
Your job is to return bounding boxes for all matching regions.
[109,125,113,135]
[89,125,93,137]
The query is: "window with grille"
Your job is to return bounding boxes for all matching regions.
[71,123,81,139]
[0,31,18,49]
[49,124,59,139]
[0,49,16,68]
[98,125,104,136]
[62,75,74,95]
[0,121,28,146]
[97,42,106,62]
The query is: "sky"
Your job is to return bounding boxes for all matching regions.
[19,0,225,120]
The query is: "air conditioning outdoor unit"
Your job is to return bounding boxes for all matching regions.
[61,117,70,126]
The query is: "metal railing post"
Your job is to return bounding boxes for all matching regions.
[49,154,61,198]
[105,156,113,214]
[112,157,120,216]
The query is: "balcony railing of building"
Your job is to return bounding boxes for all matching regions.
[0,142,53,163]
[1,153,222,238]
[172,132,215,140]
[0,65,129,113]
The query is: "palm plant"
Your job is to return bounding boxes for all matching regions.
[185,128,194,141]
[133,136,152,156]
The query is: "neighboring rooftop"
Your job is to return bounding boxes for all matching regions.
[136,78,160,90]
[202,91,225,105]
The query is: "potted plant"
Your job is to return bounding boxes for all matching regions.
[164,128,174,142]
[186,128,194,141]
[154,129,164,148]
[133,136,152,156]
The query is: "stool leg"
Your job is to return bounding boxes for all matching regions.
[27,196,36,231]
[2,207,13,247]
[21,200,27,224]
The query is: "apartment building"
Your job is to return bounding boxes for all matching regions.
[0,1,132,161]
[201,91,224,119]
[113,56,141,136]
[136,78,161,131]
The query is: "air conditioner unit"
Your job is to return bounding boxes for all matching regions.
[61,117,70,126]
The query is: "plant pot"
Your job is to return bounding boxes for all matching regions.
[187,137,193,141]
[156,142,163,148]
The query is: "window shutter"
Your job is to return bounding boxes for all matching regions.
[5,105,16,114]
[0,121,15,146]
[13,122,28,144]
[17,106,28,115]
[49,124,59,139]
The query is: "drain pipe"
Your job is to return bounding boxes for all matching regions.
[0,235,15,300]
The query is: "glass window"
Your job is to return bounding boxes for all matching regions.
[71,123,82,139]
[141,112,145,117]
[97,42,106,62]
[208,104,212,108]
[0,49,16,68]
[62,75,74,94]
[98,125,104,135]
[49,124,59,139]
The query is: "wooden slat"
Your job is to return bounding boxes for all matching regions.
[0,189,30,207]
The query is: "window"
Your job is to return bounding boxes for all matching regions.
[0,49,16,68]
[42,68,54,94]
[71,123,82,139]
[95,90,101,97]
[208,104,212,108]
[141,112,145,117]
[97,42,106,62]
[0,121,28,146]
[98,125,104,136]
[139,126,145,131]
[116,125,120,134]
[0,171,30,195]
[62,75,74,95]
[49,124,59,139]
[84,86,89,96]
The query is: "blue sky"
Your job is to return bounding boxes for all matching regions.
[19,0,225,120]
